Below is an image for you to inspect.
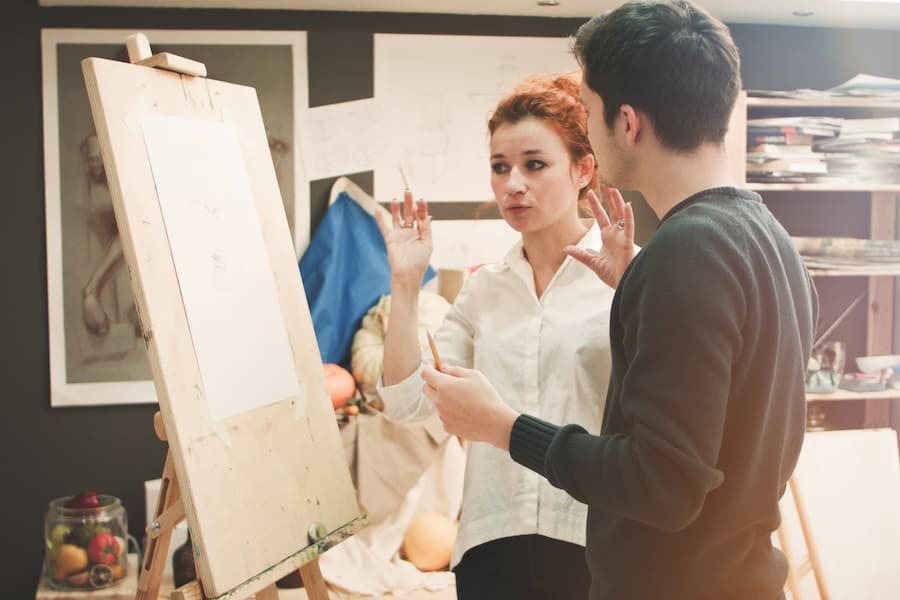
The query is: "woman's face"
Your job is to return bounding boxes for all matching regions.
[489,116,586,235]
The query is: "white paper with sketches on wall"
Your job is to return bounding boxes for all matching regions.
[429,218,520,272]
[374,33,578,203]
[299,98,378,181]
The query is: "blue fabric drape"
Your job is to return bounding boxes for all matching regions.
[299,191,435,368]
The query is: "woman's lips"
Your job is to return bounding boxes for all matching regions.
[505,205,530,216]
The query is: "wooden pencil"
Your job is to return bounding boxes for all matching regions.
[426,328,443,371]
[399,165,411,191]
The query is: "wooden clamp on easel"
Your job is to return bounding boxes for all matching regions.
[137,413,331,600]
[82,33,363,600]
[124,32,207,77]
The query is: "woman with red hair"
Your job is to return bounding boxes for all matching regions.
[375,74,634,600]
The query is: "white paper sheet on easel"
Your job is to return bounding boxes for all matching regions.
[142,115,304,421]
[374,34,577,203]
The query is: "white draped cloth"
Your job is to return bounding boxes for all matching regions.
[319,411,465,596]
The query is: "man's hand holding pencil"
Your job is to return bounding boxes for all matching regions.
[422,363,520,451]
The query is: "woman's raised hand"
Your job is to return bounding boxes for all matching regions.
[566,184,636,289]
[374,189,433,284]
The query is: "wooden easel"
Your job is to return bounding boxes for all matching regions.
[777,477,830,600]
[137,412,330,600]
[81,33,363,600]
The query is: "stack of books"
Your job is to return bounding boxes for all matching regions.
[815,117,900,184]
[746,117,840,183]
[747,74,900,101]
[827,74,900,99]
[746,75,900,185]
[792,236,900,273]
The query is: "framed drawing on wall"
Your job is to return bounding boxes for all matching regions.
[41,28,308,407]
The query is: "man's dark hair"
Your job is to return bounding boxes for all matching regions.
[574,0,741,151]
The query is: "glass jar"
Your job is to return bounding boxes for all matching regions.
[44,494,128,590]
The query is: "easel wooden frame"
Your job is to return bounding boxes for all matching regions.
[138,412,332,600]
[777,476,831,600]
[81,33,363,599]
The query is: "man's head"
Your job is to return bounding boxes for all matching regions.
[574,0,741,153]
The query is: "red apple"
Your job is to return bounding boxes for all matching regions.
[64,490,101,509]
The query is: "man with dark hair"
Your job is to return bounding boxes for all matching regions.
[421,1,818,599]
[574,0,741,151]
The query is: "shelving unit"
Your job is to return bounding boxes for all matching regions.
[806,389,900,402]
[739,95,900,429]
[749,183,900,192]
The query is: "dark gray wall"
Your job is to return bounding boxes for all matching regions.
[2,1,898,594]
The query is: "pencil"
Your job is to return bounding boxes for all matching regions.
[426,328,443,371]
[399,165,410,191]
[400,165,426,232]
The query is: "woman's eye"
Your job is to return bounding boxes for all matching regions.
[526,160,547,171]
[491,162,509,174]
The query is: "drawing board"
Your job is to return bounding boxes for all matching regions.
[82,53,360,597]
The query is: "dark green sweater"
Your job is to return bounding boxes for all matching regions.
[510,188,818,600]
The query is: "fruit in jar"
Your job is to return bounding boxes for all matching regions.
[53,544,89,580]
[67,523,111,548]
[66,570,90,587]
[64,490,101,509]
[49,524,70,547]
[89,564,113,588]
[47,524,71,559]
[87,532,120,565]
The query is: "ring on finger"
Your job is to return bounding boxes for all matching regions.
[615,218,626,230]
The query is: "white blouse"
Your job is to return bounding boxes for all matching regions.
[378,223,615,568]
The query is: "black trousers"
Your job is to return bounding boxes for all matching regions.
[453,534,590,600]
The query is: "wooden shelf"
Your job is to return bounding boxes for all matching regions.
[747,96,900,109]
[808,267,900,277]
[740,90,899,428]
[748,183,900,192]
[807,389,900,402]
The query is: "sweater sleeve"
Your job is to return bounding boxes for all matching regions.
[509,414,560,476]
[515,225,745,532]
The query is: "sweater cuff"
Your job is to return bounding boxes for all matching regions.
[509,414,560,478]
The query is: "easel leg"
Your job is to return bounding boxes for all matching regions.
[136,449,182,600]
[777,524,800,600]
[789,478,831,600]
[170,580,204,600]
[254,584,279,600]
[299,558,330,600]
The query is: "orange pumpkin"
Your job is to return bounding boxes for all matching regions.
[402,513,458,572]
[323,363,356,409]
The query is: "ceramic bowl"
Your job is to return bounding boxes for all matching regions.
[855,355,900,374]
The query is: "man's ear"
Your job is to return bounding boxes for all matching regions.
[618,104,643,146]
